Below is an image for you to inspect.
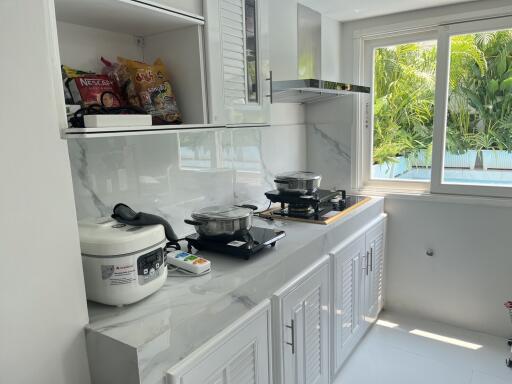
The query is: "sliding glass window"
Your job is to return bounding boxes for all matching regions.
[362,16,512,197]
[432,17,512,197]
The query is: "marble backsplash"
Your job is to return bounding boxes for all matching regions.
[68,123,306,237]
[306,96,357,192]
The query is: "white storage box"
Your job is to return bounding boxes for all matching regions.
[84,114,152,128]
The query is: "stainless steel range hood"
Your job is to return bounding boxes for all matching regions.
[269,4,370,104]
[271,77,371,104]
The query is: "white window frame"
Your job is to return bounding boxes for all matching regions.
[355,29,438,193]
[355,16,512,198]
[431,16,512,198]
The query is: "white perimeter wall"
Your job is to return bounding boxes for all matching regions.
[338,0,512,337]
[0,1,91,383]
[385,196,512,337]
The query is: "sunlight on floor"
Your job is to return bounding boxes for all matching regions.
[376,319,399,328]
[409,329,483,350]
[335,311,511,384]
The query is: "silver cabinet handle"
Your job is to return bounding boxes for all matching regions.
[285,319,295,354]
[370,247,373,272]
[266,70,273,104]
[362,252,368,275]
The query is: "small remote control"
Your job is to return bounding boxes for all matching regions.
[167,250,211,275]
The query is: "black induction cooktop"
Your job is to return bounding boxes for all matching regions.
[185,227,286,260]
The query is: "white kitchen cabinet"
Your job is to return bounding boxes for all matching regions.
[204,0,271,125]
[272,256,330,384]
[167,300,272,384]
[331,234,366,375]
[330,215,387,376]
[52,0,209,135]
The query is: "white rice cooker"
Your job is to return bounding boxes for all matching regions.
[79,216,168,306]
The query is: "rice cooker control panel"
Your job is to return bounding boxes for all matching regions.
[137,248,165,285]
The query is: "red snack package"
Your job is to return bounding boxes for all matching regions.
[68,75,123,108]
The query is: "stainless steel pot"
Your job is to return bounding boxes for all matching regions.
[274,171,322,194]
[184,204,257,239]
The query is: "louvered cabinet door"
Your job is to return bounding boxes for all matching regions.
[331,234,366,375]
[204,0,270,125]
[167,301,272,384]
[274,257,330,384]
[365,219,386,324]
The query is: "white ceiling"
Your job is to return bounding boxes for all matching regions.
[298,0,479,22]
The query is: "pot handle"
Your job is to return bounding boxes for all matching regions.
[274,179,290,184]
[184,219,203,226]
[237,204,258,211]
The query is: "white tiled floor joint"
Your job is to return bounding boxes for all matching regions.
[335,311,512,384]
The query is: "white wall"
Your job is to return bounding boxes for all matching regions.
[385,197,512,337]
[0,1,91,384]
[340,0,512,81]
[331,0,512,337]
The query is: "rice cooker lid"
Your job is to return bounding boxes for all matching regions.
[192,205,252,221]
[78,217,166,257]
[275,171,321,181]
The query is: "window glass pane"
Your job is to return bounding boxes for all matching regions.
[245,0,258,103]
[371,41,437,181]
[443,28,512,186]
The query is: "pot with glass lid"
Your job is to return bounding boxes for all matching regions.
[274,171,322,195]
[184,204,257,239]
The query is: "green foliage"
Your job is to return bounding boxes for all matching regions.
[373,29,512,164]
[373,42,436,164]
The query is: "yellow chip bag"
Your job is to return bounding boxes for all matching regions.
[118,57,181,124]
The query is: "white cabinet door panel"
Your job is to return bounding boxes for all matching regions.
[274,257,330,384]
[331,234,366,375]
[204,0,270,124]
[365,220,386,325]
[167,301,271,384]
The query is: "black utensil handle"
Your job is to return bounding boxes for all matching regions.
[184,219,203,226]
[274,179,290,184]
[113,203,138,220]
[112,203,179,242]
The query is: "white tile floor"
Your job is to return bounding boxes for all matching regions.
[335,311,512,384]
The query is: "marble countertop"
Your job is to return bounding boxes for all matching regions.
[86,197,385,384]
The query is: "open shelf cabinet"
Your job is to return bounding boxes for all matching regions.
[51,0,210,139]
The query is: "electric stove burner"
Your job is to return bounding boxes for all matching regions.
[185,226,286,260]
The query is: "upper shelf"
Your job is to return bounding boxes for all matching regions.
[54,0,205,36]
[63,123,224,139]
[272,79,371,104]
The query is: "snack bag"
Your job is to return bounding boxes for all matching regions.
[101,57,141,108]
[61,65,93,105]
[68,74,123,108]
[118,57,181,124]
[61,65,92,79]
